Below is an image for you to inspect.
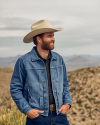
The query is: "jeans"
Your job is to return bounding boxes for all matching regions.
[26,111,70,125]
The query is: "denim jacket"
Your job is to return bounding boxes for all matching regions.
[10,46,71,116]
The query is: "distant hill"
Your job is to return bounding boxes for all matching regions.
[63,55,100,62]
[0,55,21,67]
[65,55,100,71]
[67,56,89,63]
[0,55,100,71]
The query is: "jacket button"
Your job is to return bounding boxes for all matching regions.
[29,96,31,99]
[42,70,44,73]
[43,81,45,83]
[44,112,46,114]
[44,102,46,104]
[44,91,46,93]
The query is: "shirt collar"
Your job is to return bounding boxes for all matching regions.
[30,46,57,62]
[34,46,51,60]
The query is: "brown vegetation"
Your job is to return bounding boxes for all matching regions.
[0,67,100,125]
[67,67,100,125]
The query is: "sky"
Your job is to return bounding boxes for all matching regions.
[0,0,100,57]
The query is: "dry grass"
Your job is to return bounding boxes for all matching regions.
[0,67,26,125]
[0,67,100,125]
[67,67,100,125]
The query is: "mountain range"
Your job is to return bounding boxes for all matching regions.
[64,55,100,71]
[0,55,100,71]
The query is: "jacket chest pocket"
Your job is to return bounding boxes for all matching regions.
[52,66,63,82]
[51,66,63,93]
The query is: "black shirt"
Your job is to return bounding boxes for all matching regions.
[34,47,55,105]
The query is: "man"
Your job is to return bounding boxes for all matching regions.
[10,19,71,125]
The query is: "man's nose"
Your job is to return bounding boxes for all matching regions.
[52,36,55,41]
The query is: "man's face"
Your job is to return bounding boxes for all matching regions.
[41,32,55,50]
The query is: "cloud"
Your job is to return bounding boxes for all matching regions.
[0,17,35,30]
[54,43,100,56]
[0,47,10,51]
[0,16,63,30]
[0,0,100,56]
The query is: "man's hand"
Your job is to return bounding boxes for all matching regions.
[58,104,70,114]
[27,109,44,119]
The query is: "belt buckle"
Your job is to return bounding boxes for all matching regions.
[49,104,56,111]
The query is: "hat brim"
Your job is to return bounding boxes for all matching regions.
[23,27,63,43]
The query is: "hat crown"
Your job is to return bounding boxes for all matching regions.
[31,20,52,31]
[23,19,63,43]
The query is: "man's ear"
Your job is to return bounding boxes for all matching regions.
[36,36,42,44]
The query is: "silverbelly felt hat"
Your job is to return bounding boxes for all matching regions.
[23,19,63,43]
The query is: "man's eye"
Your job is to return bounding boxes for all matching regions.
[48,35,52,37]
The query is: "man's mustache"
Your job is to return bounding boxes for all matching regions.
[50,41,55,44]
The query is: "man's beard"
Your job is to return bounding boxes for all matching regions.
[41,39,55,50]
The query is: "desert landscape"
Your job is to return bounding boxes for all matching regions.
[0,66,100,125]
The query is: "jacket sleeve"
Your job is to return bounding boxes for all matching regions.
[62,58,71,108]
[10,57,33,115]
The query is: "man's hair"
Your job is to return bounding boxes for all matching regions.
[33,33,44,45]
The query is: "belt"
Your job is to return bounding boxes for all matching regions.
[49,104,56,111]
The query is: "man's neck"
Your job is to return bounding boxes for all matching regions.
[36,46,49,60]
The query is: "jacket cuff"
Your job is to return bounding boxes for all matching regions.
[63,99,71,108]
[21,105,33,115]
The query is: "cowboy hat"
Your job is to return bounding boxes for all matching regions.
[23,19,63,43]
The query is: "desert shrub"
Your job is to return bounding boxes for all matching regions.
[84,104,91,109]
[76,99,83,107]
